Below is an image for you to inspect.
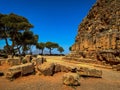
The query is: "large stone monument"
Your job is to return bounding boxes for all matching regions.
[66,0,120,65]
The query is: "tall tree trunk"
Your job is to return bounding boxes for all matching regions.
[4,37,9,47]
[29,45,33,55]
[4,32,10,54]
[11,40,15,58]
[17,45,21,55]
[49,48,51,55]
[41,49,44,55]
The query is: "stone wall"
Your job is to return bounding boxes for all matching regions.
[69,0,120,65]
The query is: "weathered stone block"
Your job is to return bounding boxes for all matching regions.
[63,72,80,86]
[6,63,35,79]
[68,0,120,65]
[77,67,102,78]
[23,55,32,63]
[54,64,61,73]
[7,58,21,66]
[38,62,55,76]
[112,64,120,71]
[61,65,69,72]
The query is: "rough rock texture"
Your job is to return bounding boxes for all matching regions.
[23,55,32,63]
[112,64,120,71]
[63,72,80,86]
[37,62,102,77]
[7,58,21,66]
[6,63,35,79]
[38,62,55,76]
[32,57,46,66]
[66,0,120,65]
[77,67,102,78]
[54,64,61,73]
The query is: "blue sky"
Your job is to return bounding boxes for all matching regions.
[0,0,96,54]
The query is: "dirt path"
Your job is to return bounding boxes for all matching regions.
[0,56,120,90]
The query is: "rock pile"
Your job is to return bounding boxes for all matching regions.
[37,62,102,78]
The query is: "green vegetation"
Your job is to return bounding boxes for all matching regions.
[0,13,34,57]
[69,46,72,51]
[0,13,65,56]
[45,42,59,55]
[57,47,64,54]
[36,42,45,55]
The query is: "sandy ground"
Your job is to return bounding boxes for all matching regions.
[0,56,120,90]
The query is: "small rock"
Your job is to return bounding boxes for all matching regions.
[63,72,80,86]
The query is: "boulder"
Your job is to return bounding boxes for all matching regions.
[77,67,102,78]
[63,72,80,86]
[38,62,55,76]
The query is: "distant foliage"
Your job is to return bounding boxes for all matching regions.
[69,46,72,51]
[45,42,59,55]
[57,47,64,54]
[36,42,45,55]
[0,13,38,56]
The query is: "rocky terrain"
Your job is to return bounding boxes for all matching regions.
[0,0,120,90]
[0,56,120,90]
[66,0,120,65]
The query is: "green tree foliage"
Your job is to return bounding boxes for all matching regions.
[57,46,64,54]
[69,46,72,51]
[0,14,10,48]
[36,42,45,55]
[45,42,59,55]
[20,31,38,55]
[0,13,38,56]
